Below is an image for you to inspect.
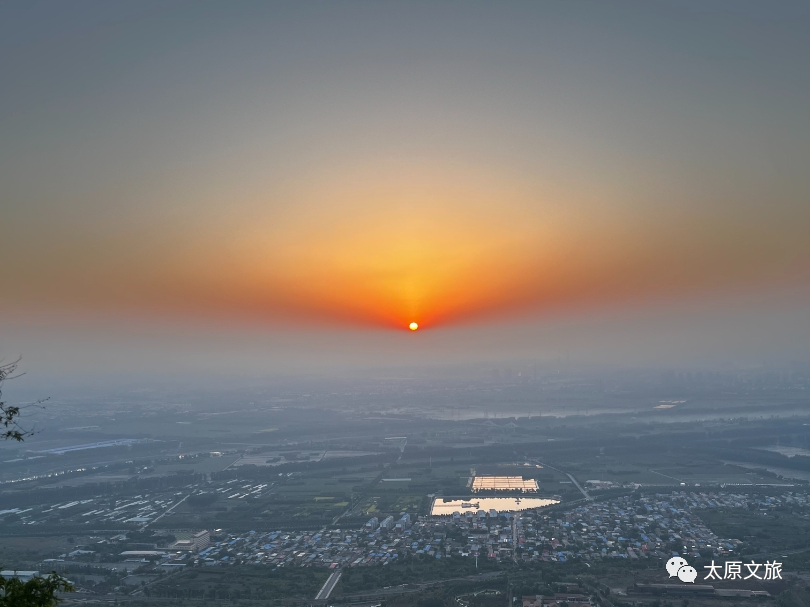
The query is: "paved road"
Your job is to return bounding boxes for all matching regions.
[141,492,192,530]
[537,460,592,501]
[339,571,505,600]
[69,571,505,605]
[315,570,342,601]
[565,473,592,501]
[746,547,810,561]
[650,469,684,483]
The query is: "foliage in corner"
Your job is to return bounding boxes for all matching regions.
[0,572,74,607]
[0,359,42,442]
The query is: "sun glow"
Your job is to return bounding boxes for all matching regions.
[88,158,757,332]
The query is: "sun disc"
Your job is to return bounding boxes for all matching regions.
[409,322,418,331]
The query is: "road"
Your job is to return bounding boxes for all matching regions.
[650,469,684,483]
[338,571,505,600]
[565,473,592,501]
[536,460,592,501]
[315,570,342,601]
[747,546,810,561]
[141,492,192,529]
[71,571,506,605]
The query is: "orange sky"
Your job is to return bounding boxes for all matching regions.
[4,152,805,332]
[1,2,809,339]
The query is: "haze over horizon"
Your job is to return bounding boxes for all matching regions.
[2,1,809,379]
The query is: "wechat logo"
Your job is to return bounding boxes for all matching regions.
[666,557,698,583]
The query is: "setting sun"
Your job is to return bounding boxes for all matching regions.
[409,322,418,331]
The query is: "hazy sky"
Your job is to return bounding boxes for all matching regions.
[1,1,809,376]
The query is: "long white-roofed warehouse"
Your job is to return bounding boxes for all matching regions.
[471,476,538,492]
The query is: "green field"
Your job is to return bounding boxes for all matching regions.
[699,508,810,556]
[147,565,330,601]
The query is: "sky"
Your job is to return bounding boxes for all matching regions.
[1,1,809,378]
